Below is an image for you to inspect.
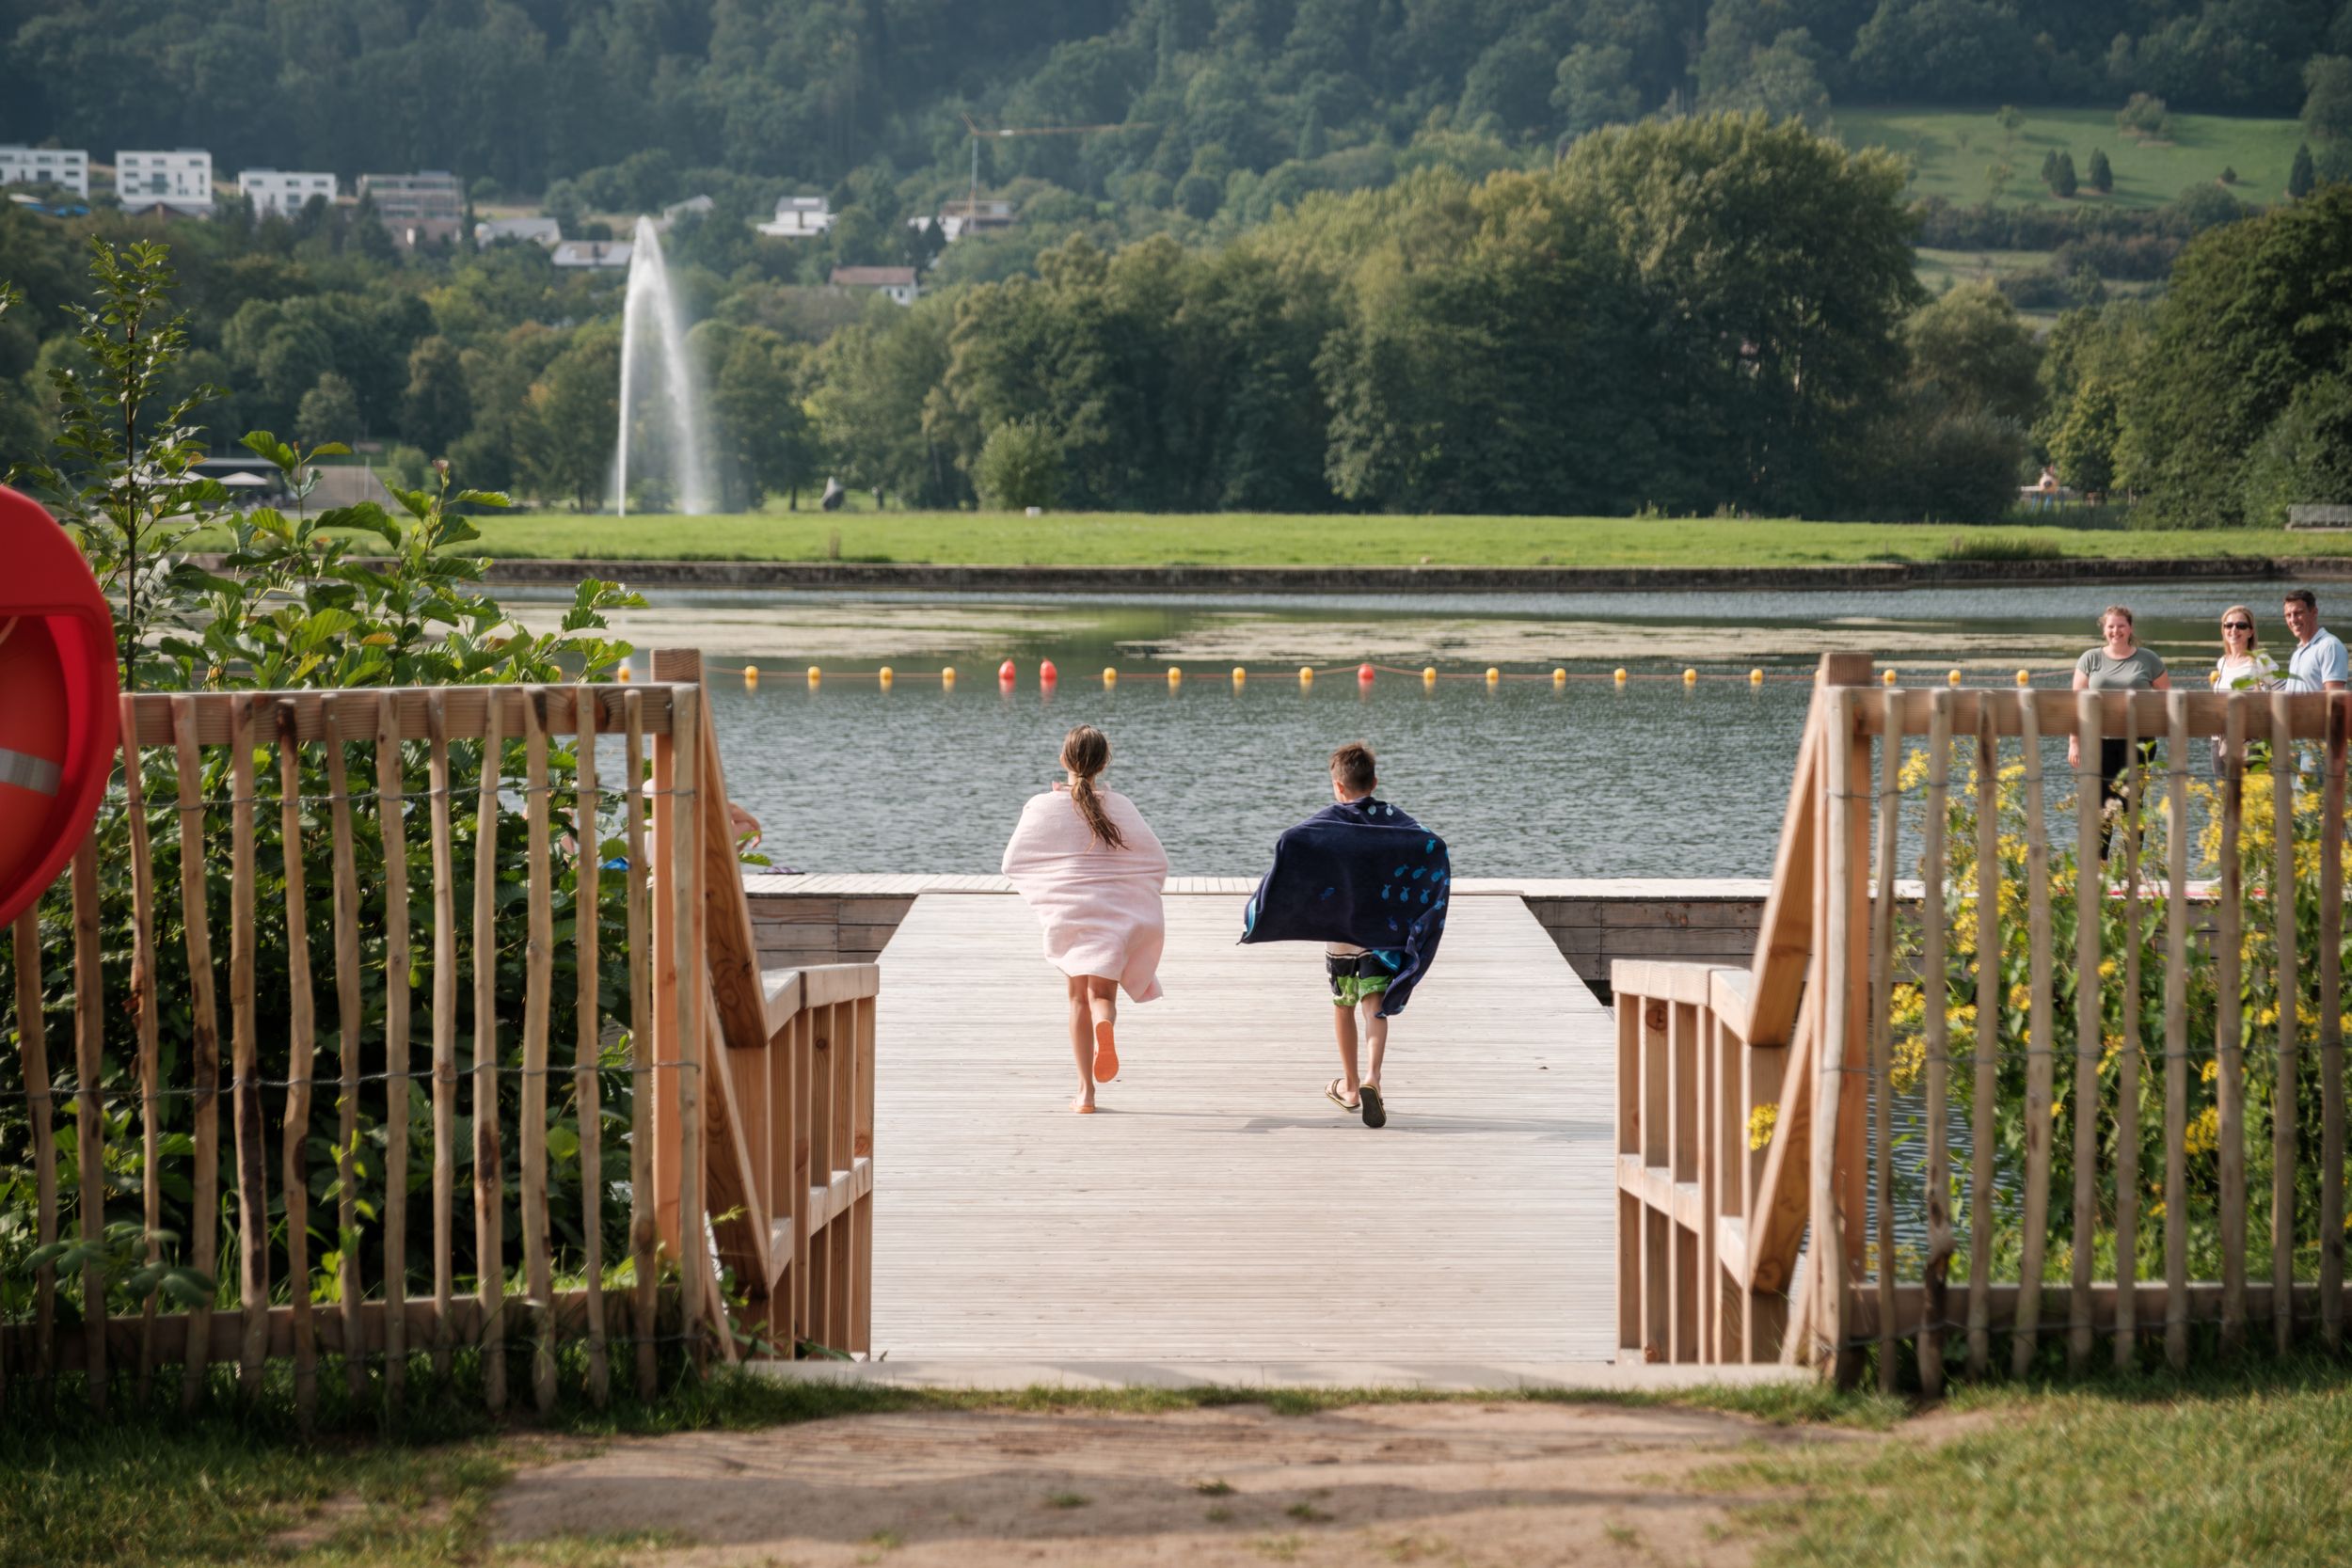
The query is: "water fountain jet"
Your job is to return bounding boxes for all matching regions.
[612,214,715,515]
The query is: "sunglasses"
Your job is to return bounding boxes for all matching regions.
[2224,621,2253,630]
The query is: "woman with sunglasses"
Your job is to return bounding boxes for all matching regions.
[2211,604,2278,768]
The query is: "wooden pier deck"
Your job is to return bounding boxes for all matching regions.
[868,890,1619,1365]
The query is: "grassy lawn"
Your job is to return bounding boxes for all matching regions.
[1837,104,2305,211]
[8,1362,2348,1567]
[294,510,2352,568]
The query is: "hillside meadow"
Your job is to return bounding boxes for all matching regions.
[1836,105,2307,210]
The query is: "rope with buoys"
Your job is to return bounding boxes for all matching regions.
[666,657,2049,689]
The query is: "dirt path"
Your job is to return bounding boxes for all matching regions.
[487,1401,1864,1567]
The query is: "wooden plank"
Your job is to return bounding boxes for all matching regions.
[520,689,557,1413]
[2164,690,2191,1370]
[1850,1279,2328,1339]
[375,695,412,1402]
[1745,715,1820,1047]
[230,697,269,1394]
[2326,694,2348,1352]
[1746,985,1816,1297]
[652,651,766,1057]
[853,993,875,1356]
[624,691,658,1400]
[2070,689,2103,1370]
[168,697,222,1411]
[322,696,367,1401]
[2116,695,2143,1369]
[471,688,507,1412]
[1812,689,1856,1374]
[573,686,609,1407]
[119,699,163,1403]
[274,702,320,1424]
[668,684,707,1367]
[12,910,56,1392]
[2010,689,2055,1376]
[1854,687,2347,741]
[1920,689,1953,1396]
[1968,702,1997,1378]
[1871,689,1899,1391]
[2217,698,2248,1354]
[71,838,105,1412]
[121,685,674,746]
[425,692,459,1380]
[2271,692,2297,1357]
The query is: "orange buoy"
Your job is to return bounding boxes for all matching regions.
[998,658,1017,683]
[1039,658,1057,685]
[1299,666,1314,685]
[1103,667,1118,687]
[1358,663,1375,684]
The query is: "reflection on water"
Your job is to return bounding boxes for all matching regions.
[580,579,2296,877]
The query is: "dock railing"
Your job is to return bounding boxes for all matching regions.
[1617,653,2347,1387]
[1,647,871,1419]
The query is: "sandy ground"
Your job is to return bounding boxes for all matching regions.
[485,1401,1867,1567]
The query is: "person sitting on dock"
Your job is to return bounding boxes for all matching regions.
[1240,741,1450,1131]
[1000,724,1169,1115]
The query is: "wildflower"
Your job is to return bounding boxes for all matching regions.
[2201,1058,2220,1084]
[2008,982,2032,1012]
[2185,1105,2220,1158]
[2098,958,2118,981]
[1893,1034,1927,1095]
[1748,1102,1778,1152]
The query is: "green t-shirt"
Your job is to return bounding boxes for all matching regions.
[2075,645,2166,689]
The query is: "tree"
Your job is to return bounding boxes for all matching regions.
[2053,150,2077,198]
[2118,92,2171,139]
[400,335,473,456]
[1904,281,2042,424]
[2240,375,2352,526]
[2304,55,2352,144]
[295,372,359,444]
[517,330,619,511]
[2051,377,2122,496]
[975,417,1064,509]
[708,325,815,508]
[1552,43,1640,140]
[2292,143,2317,198]
[2088,148,2112,194]
[2040,149,2058,185]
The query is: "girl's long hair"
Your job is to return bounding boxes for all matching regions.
[1060,724,1126,849]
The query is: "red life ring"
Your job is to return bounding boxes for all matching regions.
[0,485,119,930]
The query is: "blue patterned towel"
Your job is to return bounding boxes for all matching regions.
[1239,797,1449,1017]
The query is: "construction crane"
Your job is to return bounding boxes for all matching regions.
[950,112,1152,227]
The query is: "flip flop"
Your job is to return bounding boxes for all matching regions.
[1325,1077,1359,1113]
[1359,1084,1387,1130]
[1092,1020,1120,1083]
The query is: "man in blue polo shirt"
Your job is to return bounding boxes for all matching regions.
[2282,590,2350,692]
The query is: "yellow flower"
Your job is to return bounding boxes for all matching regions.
[2098,958,2118,981]
[1748,1102,1779,1152]
[2009,982,2032,1012]
[1893,1035,1927,1095]
[2101,1034,2125,1069]
[2185,1105,2221,1158]
[2201,1057,2221,1083]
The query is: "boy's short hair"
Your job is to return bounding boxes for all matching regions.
[2287,589,2319,614]
[1329,741,1377,795]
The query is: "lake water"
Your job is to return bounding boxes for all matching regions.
[554,578,2298,876]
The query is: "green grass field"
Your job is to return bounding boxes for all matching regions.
[1837,104,2306,211]
[317,511,2352,568]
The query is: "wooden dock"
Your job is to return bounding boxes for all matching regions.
[868,890,1619,1364]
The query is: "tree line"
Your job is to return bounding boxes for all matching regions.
[5,112,2349,525]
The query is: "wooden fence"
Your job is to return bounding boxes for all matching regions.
[0,649,873,1418]
[1617,653,2347,1387]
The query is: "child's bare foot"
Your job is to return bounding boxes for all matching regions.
[1072,1095,1096,1114]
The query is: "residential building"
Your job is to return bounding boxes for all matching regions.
[357,170,462,246]
[658,194,714,230]
[552,239,633,269]
[917,197,1016,243]
[0,146,90,198]
[475,215,563,248]
[115,149,215,215]
[830,265,919,305]
[755,194,835,238]
[239,167,338,217]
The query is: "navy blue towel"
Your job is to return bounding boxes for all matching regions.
[1239,797,1450,1017]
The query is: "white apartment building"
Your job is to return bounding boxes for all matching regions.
[0,146,90,198]
[239,167,338,217]
[116,149,215,214]
[754,194,835,238]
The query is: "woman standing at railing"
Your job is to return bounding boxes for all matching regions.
[2067,604,2170,828]
[2210,604,2279,768]
[1001,724,1169,1114]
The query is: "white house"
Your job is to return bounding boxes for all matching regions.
[239,167,338,217]
[0,146,90,198]
[116,149,215,215]
[830,265,919,305]
[755,194,835,238]
[552,239,633,269]
[658,193,714,231]
[357,171,463,246]
[475,215,563,247]
[913,197,1016,243]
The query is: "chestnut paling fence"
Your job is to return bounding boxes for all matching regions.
[1617,654,2349,1387]
[0,649,873,1418]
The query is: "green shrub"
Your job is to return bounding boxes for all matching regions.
[975,417,1064,512]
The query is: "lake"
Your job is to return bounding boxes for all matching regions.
[532,578,2300,876]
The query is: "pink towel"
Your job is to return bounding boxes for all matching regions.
[1000,786,1168,1002]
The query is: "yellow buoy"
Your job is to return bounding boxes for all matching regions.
[879,665,894,688]
[1168,666,1183,687]
[1485,666,1501,685]
[743,663,760,689]
[1232,665,1247,685]
[805,665,820,685]
[1682,668,1698,685]
[1552,667,1567,686]
[942,665,956,685]
[1103,667,1117,686]
[2015,669,2032,687]
[1299,665,1314,685]
[1883,669,1899,686]
[1613,667,1629,685]
[616,664,633,683]
[1750,668,1765,686]
[1947,669,1963,688]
